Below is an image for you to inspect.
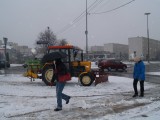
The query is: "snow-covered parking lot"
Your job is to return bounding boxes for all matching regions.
[0,73,160,120]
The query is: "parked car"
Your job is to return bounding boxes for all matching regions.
[98,59,127,71]
[0,60,10,69]
[95,58,104,65]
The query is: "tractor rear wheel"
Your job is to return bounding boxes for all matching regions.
[79,73,94,86]
[42,65,56,86]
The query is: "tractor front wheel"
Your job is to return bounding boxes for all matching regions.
[42,65,56,86]
[79,73,94,86]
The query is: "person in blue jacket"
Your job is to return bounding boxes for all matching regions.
[133,56,145,97]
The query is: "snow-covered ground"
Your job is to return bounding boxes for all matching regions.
[146,72,160,76]
[0,73,160,120]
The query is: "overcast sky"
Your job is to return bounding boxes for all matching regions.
[0,0,160,50]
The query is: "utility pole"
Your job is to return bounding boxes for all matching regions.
[85,0,88,59]
[144,13,151,63]
[3,37,8,74]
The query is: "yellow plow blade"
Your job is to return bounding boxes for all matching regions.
[23,70,38,78]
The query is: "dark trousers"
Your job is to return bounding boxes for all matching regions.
[133,79,144,95]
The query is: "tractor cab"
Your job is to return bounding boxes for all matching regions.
[46,45,93,86]
[48,45,90,75]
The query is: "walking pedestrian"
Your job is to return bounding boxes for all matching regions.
[52,58,71,111]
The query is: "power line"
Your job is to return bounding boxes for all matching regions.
[56,0,136,35]
[91,0,111,13]
[90,0,135,15]
[56,0,101,35]
[88,0,105,12]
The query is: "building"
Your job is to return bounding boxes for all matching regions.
[0,48,5,60]
[90,46,104,52]
[0,40,2,46]
[0,39,33,63]
[128,37,160,60]
[104,43,128,60]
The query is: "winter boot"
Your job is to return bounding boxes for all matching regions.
[132,94,138,97]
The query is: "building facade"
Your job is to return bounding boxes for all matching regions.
[90,46,104,52]
[0,40,2,46]
[0,40,33,63]
[104,43,128,60]
[128,37,160,60]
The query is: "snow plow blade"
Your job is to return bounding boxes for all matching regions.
[95,74,108,86]
[23,70,38,78]
[92,69,109,86]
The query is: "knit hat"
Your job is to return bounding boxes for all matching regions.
[133,56,141,62]
[129,53,144,61]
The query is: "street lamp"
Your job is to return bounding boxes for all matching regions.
[144,12,151,63]
[85,0,88,59]
[3,37,8,71]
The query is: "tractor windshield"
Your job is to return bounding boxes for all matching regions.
[48,46,83,63]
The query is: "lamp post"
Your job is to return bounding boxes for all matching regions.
[144,13,150,63]
[85,0,88,59]
[3,37,8,71]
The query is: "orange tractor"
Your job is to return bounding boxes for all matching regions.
[23,45,108,86]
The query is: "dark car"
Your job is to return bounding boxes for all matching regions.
[0,60,10,69]
[98,59,127,71]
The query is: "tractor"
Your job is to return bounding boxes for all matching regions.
[23,45,108,86]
